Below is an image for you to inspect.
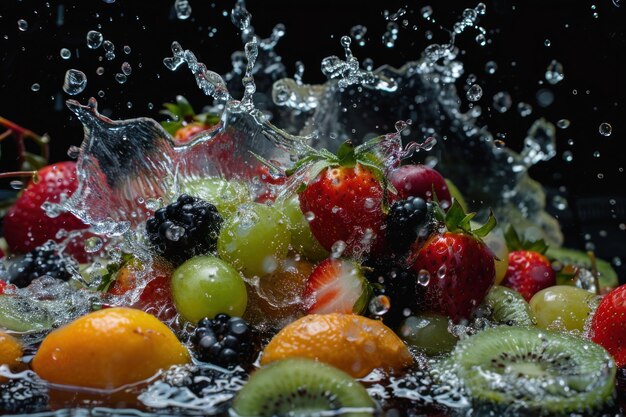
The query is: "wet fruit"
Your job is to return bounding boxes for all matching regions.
[399,313,458,356]
[530,285,595,332]
[482,285,535,327]
[590,283,626,367]
[451,326,616,414]
[261,313,413,378]
[388,164,451,208]
[171,255,247,323]
[179,177,250,217]
[232,358,375,417]
[6,241,79,288]
[276,194,328,262]
[217,202,291,278]
[32,307,190,389]
[385,196,433,254]
[0,331,23,370]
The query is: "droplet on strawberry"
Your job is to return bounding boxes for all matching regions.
[3,162,88,255]
[303,258,371,314]
[388,164,451,208]
[590,284,626,368]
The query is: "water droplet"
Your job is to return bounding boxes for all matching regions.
[86,30,104,49]
[165,225,185,241]
[593,150,601,158]
[121,62,132,76]
[145,198,162,211]
[466,84,483,102]
[599,122,612,136]
[96,67,105,75]
[613,0,621,7]
[475,33,486,46]
[552,195,568,210]
[230,0,250,30]
[557,119,570,129]
[62,69,87,95]
[84,236,103,253]
[174,0,192,20]
[382,22,399,48]
[544,39,551,47]
[31,83,40,92]
[517,102,533,117]
[545,60,565,85]
[562,150,574,162]
[437,265,447,279]
[421,6,433,19]
[330,240,347,258]
[123,45,131,54]
[492,91,512,113]
[417,269,431,286]
[17,19,28,31]
[9,180,24,190]
[67,145,80,159]
[60,48,71,60]
[485,60,497,74]
[369,295,391,316]
[97,90,105,97]
[536,89,554,107]
[350,25,367,46]
[115,73,127,84]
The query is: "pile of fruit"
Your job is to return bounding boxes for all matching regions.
[0,106,625,416]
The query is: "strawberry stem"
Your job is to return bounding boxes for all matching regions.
[0,116,49,170]
[0,170,37,180]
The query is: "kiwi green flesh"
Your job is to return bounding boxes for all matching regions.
[452,326,616,414]
[482,285,536,327]
[546,246,618,290]
[0,296,53,332]
[232,358,375,417]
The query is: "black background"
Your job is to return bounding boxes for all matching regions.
[1,0,625,279]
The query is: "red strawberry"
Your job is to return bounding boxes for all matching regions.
[590,284,626,367]
[3,162,88,256]
[160,95,220,145]
[107,257,177,322]
[500,225,555,302]
[0,280,7,294]
[408,201,496,321]
[174,122,212,144]
[297,140,396,257]
[303,258,371,314]
[388,164,452,208]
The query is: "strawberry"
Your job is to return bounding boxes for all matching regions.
[106,257,177,322]
[160,95,220,145]
[500,225,555,302]
[408,201,496,321]
[388,164,452,208]
[2,162,88,256]
[303,258,371,314]
[296,139,396,257]
[590,284,626,367]
[0,280,7,294]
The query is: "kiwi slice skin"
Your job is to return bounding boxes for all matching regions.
[232,358,375,417]
[546,246,618,290]
[452,326,616,415]
[482,285,535,327]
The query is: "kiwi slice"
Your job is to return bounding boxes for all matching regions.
[452,326,616,414]
[232,358,375,417]
[482,285,535,327]
[0,296,53,332]
[546,246,618,291]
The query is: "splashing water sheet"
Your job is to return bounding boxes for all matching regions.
[0,0,624,416]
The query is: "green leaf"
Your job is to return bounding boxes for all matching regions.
[504,224,523,251]
[162,103,183,119]
[473,210,497,238]
[307,160,333,184]
[196,112,221,126]
[160,120,183,136]
[175,95,196,117]
[444,200,467,232]
[285,154,317,177]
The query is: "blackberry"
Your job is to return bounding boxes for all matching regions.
[386,197,434,253]
[146,194,223,264]
[192,314,258,369]
[7,241,78,288]
[0,376,49,413]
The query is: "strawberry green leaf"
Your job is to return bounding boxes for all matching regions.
[161,120,183,136]
[504,224,547,253]
[444,200,467,232]
[473,210,497,238]
[175,95,195,117]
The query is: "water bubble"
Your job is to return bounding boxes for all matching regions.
[466,84,483,102]
[421,6,433,19]
[145,198,162,211]
[517,102,533,117]
[330,240,347,258]
[557,119,570,129]
[165,225,185,241]
[96,67,105,75]
[97,90,105,97]
[123,45,131,54]
[84,236,103,253]
[475,33,486,46]
[383,22,399,48]
[485,60,498,74]
[613,0,622,7]
[102,0,116,3]
[437,265,447,279]
[384,7,406,22]
[545,60,565,85]
[304,211,315,222]
[60,48,71,59]
[536,89,554,107]
[86,30,103,49]
[369,295,391,316]
[230,0,251,30]
[599,122,612,136]
[174,0,192,20]
[31,83,40,92]
[62,69,87,95]
[9,180,24,190]
[552,195,568,210]
[417,269,431,286]
[115,73,127,84]
[67,145,80,159]
[476,2,487,14]
[593,150,601,158]
[17,19,28,31]
[544,39,551,47]
[492,91,512,113]
[350,25,367,46]
[121,62,132,76]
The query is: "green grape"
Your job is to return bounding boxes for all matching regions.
[399,313,458,356]
[179,177,250,217]
[276,195,329,262]
[529,285,596,332]
[475,224,509,284]
[217,203,291,278]
[171,255,247,323]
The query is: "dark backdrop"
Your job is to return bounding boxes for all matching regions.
[1,0,625,279]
